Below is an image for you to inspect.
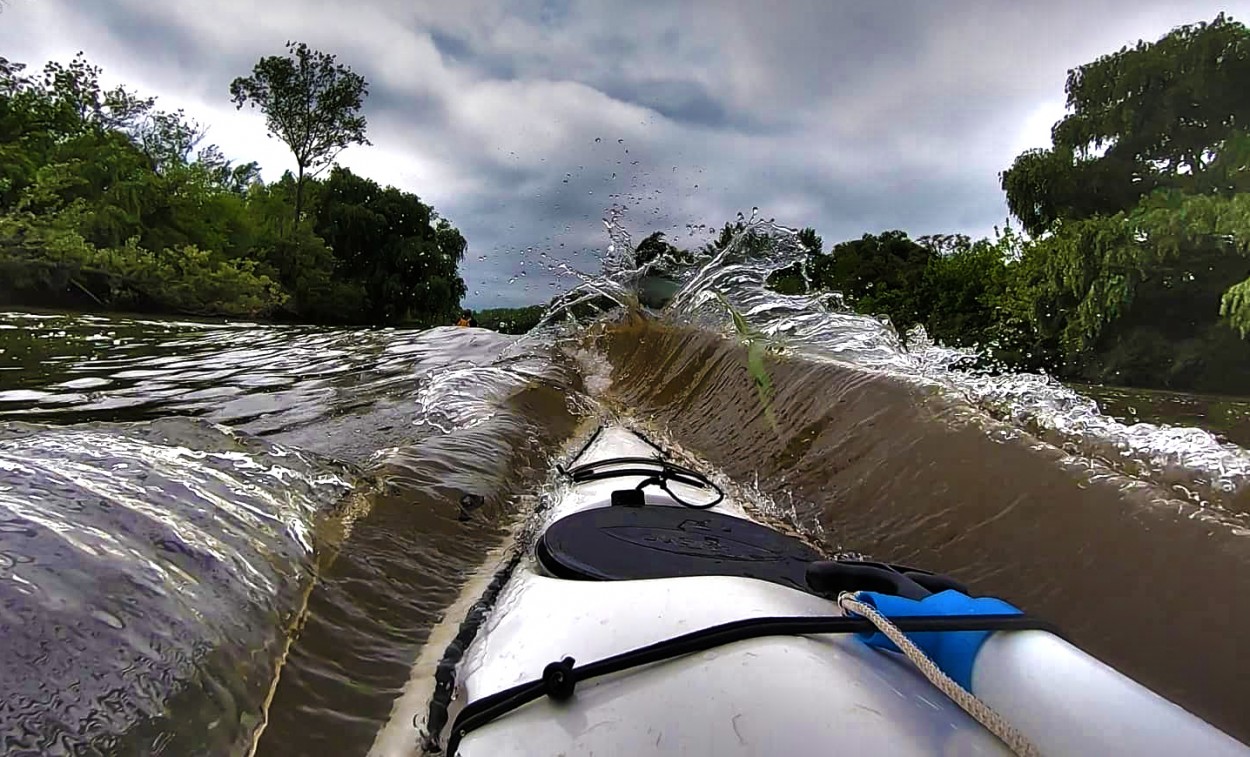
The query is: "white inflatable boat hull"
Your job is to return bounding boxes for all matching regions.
[375,426,1247,756]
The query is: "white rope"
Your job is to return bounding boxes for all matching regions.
[837,592,1041,757]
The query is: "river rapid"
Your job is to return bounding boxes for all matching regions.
[2,222,1250,754]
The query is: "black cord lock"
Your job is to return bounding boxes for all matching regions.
[542,657,577,701]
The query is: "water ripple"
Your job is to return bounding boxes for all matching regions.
[0,418,352,754]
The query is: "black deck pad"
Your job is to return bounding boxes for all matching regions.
[536,506,823,590]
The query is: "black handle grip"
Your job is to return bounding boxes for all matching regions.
[806,560,968,601]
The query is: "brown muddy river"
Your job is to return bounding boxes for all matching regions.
[2,292,1249,754]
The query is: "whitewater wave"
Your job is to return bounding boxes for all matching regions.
[595,216,1250,516]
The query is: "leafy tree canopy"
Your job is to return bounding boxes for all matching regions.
[230,42,370,223]
[1002,14,1250,235]
[314,166,467,325]
[982,14,1250,390]
[0,52,465,327]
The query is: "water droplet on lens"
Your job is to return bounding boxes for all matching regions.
[594,137,601,143]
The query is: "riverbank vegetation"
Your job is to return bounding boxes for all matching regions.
[753,14,1250,394]
[0,47,466,325]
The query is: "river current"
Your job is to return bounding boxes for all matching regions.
[2,222,1249,753]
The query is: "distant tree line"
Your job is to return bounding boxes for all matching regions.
[474,305,546,334]
[0,46,466,325]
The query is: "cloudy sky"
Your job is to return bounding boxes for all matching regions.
[0,0,1234,306]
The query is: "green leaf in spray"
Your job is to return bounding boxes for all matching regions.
[713,292,780,433]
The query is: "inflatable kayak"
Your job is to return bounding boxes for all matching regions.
[372,426,1248,756]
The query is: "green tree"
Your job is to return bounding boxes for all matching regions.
[633,231,677,267]
[808,231,935,335]
[765,227,824,294]
[131,109,203,174]
[230,42,370,225]
[1002,14,1250,234]
[0,53,327,320]
[797,227,822,255]
[919,233,1010,349]
[313,166,465,325]
[994,15,1250,390]
[0,52,465,326]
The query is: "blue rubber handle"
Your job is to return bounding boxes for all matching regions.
[848,589,1022,689]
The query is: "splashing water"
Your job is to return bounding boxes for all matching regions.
[586,214,1250,517]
